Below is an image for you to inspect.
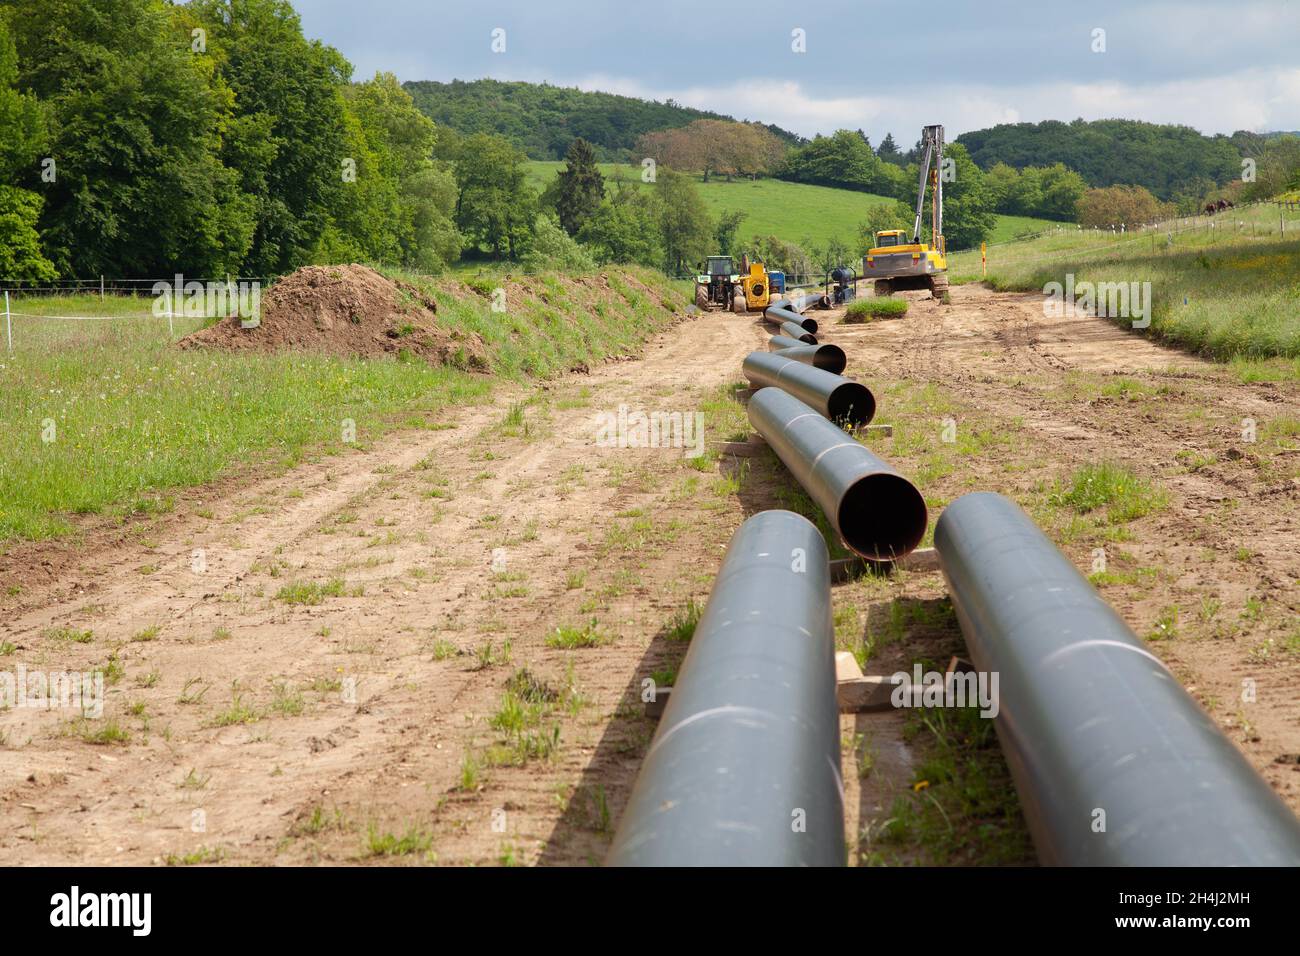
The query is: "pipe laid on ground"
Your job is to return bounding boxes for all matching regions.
[747,388,926,560]
[791,292,832,311]
[606,509,844,867]
[934,492,1300,866]
[765,297,818,334]
[767,336,847,374]
[743,351,874,425]
[778,320,817,344]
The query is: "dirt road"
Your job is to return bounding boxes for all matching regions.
[2,284,1296,865]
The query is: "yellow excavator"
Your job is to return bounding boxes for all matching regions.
[862,124,949,299]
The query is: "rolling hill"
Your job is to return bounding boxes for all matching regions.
[405,78,801,161]
[526,161,1058,251]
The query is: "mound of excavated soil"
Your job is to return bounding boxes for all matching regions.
[178,264,490,370]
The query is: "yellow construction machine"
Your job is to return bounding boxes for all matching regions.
[862,124,949,299]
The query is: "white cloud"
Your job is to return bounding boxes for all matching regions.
[559,66,1300,141]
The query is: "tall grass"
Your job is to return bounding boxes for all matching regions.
[949,203,1300,361]
[0,267,682,542]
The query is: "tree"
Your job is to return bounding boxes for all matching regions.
[1076,185,1171,228]
[855,201,913,255]
[636,119,787,180]
[904,143,996,250]
[778,130,881,191]
[577,182,663,267]
[522,213,595,272]
[7,0,254,277]
[188,0,353,275]
[1242,135,1300,201]
[876,133,904,167]
[656,169,713,274]
[447,133,536,258]
[335,72,460,270]
[0,14,55,280]
[554,138,605,236]
[714,209,747,257]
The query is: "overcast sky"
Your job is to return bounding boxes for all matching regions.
[294,0,1300,141]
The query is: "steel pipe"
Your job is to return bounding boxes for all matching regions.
[743,351,874,426]
[767,337,847,374]
[791,292,832,311]
[768,333,813,351]
[765,297,818,334]
[747,388,927,560]
[606,510,844,867]
[778,320,817,344]
[934,492,1300,866]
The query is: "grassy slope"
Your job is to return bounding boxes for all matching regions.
[527,161,1058,251]
[949,202,1300,364]
[0,268,685,542]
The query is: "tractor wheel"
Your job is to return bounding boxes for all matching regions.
[929,273,949,300]
[694,286,709,310]
[874,279,893,296]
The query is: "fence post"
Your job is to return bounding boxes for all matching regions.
[4,290,10,351]
[99,275,104,302]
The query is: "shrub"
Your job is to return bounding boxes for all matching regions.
[844,298,908,322]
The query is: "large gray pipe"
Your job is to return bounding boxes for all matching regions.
[934,492,1300,866]
[743,351,874,425]
[748,388,927,560]
[606,510,844,867]
[767,337,847,374]
[765,297,818,334]
[779,320,817,344]
[790,292,832,311]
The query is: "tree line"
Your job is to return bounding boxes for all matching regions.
[405,78,801,163]
[1,0,471,281]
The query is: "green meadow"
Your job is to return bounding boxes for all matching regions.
[0,267,683,543]
[949,202,1300,365]
[526,161,1058,254]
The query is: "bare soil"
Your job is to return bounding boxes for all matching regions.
[179,264,490,369]
[2,283,1296,866]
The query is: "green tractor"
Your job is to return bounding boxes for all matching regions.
[694,256,737,311]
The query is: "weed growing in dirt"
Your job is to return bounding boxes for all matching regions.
[664,600,702,642]
[547,619,614,649]
[275,578,361,605]
[844,298,908,322]
[43,626,93,644]
[365,823,434,858]
[163,845,225,866]
[861,700,1031,866]
[1049,461,1168,524]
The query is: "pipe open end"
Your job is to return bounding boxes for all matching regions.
[813,345,847,374]
[837,473,928,560]
[827,383,875,427]
[800,318,819,334]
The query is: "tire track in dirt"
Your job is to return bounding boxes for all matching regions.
[0,308,769,865]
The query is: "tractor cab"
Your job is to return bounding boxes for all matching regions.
[694,256,739,311]
[873,230,910,249]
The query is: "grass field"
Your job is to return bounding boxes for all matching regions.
[950,202,1300,364]
[0,267,683,543]
[526,162,1058,254]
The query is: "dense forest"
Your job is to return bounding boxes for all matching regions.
[403,78,801,162]
[956,119,1242,201]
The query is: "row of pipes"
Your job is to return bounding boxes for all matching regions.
[608,294,1300,866]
